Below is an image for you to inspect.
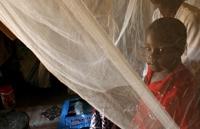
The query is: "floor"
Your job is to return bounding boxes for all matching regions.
[0,36,78,129]
[16,85,68,108]
[15,81,76,129]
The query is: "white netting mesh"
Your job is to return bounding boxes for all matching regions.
[0,0,200,129]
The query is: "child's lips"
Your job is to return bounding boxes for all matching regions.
[148,63,157,69]
[149,64,156,68]
[147,62,155,65]
[149,64,158,71]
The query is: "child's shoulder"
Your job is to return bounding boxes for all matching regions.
[173,64,196,89]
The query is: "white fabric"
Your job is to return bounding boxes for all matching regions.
[0,0,194,128]
[186,0,200,8]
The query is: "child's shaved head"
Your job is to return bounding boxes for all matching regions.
[144,17,187,72]
[147,17,187,53]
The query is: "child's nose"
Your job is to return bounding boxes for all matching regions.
[147,50,158,63]
[147,55,156,64]
[150,49,159,57]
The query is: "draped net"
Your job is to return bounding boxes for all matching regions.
[0,0,199,129]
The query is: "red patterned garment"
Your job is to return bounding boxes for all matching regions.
[133,64,200,129]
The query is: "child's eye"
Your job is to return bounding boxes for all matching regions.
[144,47,151,51]
[158,48,163,53]
[158,47,175,54]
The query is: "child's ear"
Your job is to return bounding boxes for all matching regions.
[175,37,186,54]
[177,41,186,56]
[181,40,187,53]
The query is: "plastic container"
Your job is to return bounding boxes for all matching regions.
[58,97,92,129]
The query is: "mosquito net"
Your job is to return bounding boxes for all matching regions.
[0,0,200,129]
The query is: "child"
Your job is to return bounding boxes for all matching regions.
[150,0,200,63]
[133,17,200,129]
[147,0,200,86]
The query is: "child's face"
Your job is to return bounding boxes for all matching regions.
[144,32,181,72]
